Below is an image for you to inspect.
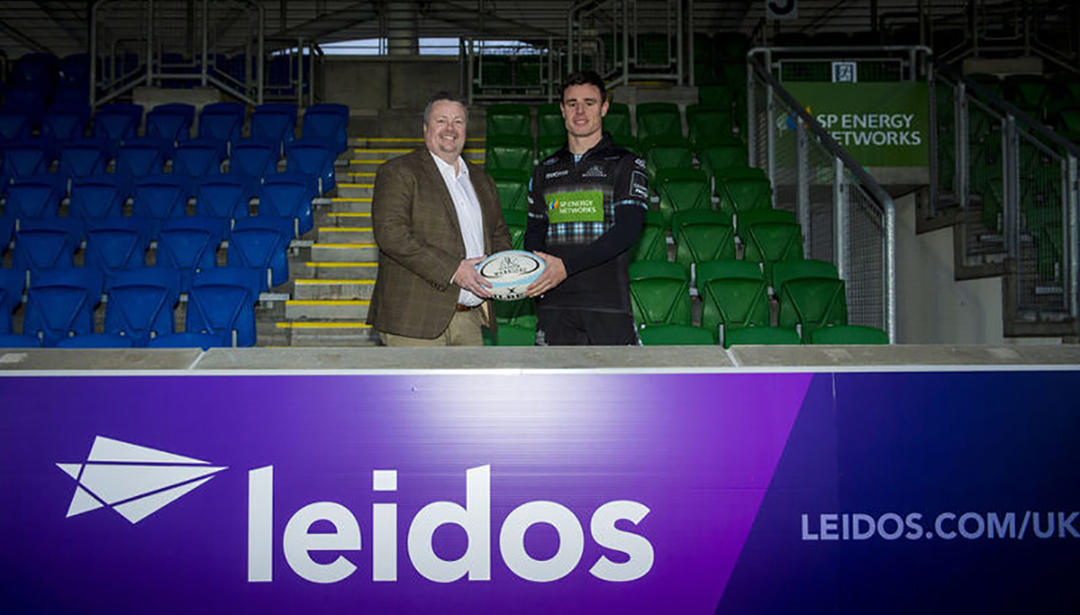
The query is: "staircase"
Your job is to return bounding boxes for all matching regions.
[270,136,486,346]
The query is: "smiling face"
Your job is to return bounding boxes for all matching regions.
[423,99,468,165]
[560,83,609,150]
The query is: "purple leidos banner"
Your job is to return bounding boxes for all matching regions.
[0,373,814,614]
[4,370,1078,613]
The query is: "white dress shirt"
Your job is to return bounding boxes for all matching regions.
[430,152,486,306]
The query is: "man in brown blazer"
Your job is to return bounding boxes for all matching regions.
[367,93,512,346]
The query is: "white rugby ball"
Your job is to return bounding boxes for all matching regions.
[475,250,545,301]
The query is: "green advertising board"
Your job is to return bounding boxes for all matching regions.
[783,82,930,167]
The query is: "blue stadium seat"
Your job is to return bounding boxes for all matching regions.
[0,268,26,335]
[227,216,293,291]
[198,102,245,148]
[172,137,227,176]
[41,108,90,142]
[195,175,257,220]
[2,87,48,127]
[0,110,32,141]
[51,88,89,112]
[56,333,134,348]
[285,138,335,194]
[85,217,152,273]
[114,137,172,177]
[259,173,316,236]
[104,267,182,346]
[186,267,261,346]
[250,103,298,152]
[23,268,104,346]
[12,53,58,91]
[2,140,54,178]
[0,216,13,250]
[147,332,223,350]
[301,103,349,155]
[156,216,227,291]
[0,334,42,348]
[14,218,84,276]
[92,103,144,142]
[133,174,194,224]
[57,139,111,180]
[145,103,195,144]
[229,139,280,180]
[58,53,90,90]
[69,174,132,220]
[4,175,66,220]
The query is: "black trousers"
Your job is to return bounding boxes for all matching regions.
[535,309,640,346]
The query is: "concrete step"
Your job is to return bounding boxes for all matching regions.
[351,137,484,149]
[349,149,485,165]
[336,181,374,198]
[303,261,380,279]
[285,299,370,320]
[325,196,372,213]
[317,226,373,243]
[292,278,375,300]
[277,320,379,347]
[311,242,379,262]
[316,211,372,227]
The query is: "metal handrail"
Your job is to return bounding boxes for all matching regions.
[747,56,898,342]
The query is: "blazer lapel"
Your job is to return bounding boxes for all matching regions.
[416,149,463,239]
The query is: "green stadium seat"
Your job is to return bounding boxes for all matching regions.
[809,325,888,345]
[671,210,735,265]
[1004,75,1049,120]
[628,261,692,327]
[716,172,772,217]
[491,169,529,212]
[630,210,669,262]
[697,143,749,188]
[699,260,769,344]
[537,136,565,160]
[655,167,711,225]
[771,259,838,295]
[639,324,715,346]
[740,212,804,285]
[698,85,734,109]
[603,102,633,141]
[735,207,795,234]
[502,208,527,250]
[723,326,801,348]
[686,104,736,149]
[777,277,847,341]
[485,134,534,174]
[695,259,763,287]
[536,103,564,141]
[495,300,537,327]
[491,323,536,346]
[636,102,682,141]
[644,136,694,185]
[486,104,532,138]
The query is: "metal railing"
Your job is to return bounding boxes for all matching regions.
[931,70,1079,321]
[567,0,690,88]
[463,38,561,104]
[90,0,269,108]
[746,54,898,342]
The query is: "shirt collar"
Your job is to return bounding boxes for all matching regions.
[429,151,468,180]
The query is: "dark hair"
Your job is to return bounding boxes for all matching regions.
[423,92,469,124]
[561,71,607,103]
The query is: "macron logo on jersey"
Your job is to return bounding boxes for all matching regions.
[56,436,226,524]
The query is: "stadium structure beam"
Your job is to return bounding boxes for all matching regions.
[431,1,564,38]
[30,0,87,47]
[267,1,377,41]
[0,18,52,54]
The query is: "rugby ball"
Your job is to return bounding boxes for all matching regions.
[475,250,545,301]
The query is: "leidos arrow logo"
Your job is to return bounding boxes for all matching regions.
[56,436,226,524]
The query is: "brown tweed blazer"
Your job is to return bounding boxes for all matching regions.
[367,148,512,339]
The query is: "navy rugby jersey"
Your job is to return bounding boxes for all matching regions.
[525,132,648,312]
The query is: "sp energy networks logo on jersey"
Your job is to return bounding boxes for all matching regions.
[57,439,654,585]
[56,436,226,523]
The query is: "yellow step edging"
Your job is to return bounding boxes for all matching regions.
[314,243,377,248]
[326,212,372,218]
[286,300,371,306]
[330,197,373,202]
[347,172,376,177]
[276,322,373,329]
[294,278,376,285]
[304,261,379,268]
[338,182,374,188]
[318,226,373,232]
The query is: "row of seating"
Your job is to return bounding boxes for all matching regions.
[2,215,291,293]
[0,266,260,347]
[1,173,315,235]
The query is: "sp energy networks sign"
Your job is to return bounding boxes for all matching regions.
[786,81,930,166]
[1,371,1078,614]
